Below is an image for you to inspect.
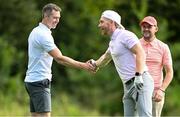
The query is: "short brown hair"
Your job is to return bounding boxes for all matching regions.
[42,3,61,18]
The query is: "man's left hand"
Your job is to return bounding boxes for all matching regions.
[134,75,143,90]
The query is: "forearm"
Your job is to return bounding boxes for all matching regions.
[131,43,146,74]
[135,52,146,73]
[96,52,112,68]
[96,56,111,68]
[55,55,85,69]
[161,68,173,91]
[48,48,86,69]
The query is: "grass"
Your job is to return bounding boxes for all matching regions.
[0,92,99,116]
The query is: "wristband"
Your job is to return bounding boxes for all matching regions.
[135,72,142,76]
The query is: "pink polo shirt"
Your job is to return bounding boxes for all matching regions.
[140,38,172,89]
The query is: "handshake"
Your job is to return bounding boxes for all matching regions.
[86,59,99,73]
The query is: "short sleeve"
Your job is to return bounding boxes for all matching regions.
[162,44,172,66]
[121,31,139,49]
[38,34,57,52]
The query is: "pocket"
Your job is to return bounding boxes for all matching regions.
[41,79,50,88]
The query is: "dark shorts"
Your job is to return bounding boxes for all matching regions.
[25,79,51,113]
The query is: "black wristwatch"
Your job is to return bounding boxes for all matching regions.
[135,72,142,76]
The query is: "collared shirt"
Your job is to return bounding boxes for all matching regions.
[140,38,172,89]
[107,28,140,83]
[25,23,57,82]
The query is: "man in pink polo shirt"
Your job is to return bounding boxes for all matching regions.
[139,16,174,117]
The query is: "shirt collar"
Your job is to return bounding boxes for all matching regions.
[111,28,122,40]
[141,37,157,47]
[39,23,52,34]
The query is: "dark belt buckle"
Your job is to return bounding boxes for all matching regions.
[125,77,135,85]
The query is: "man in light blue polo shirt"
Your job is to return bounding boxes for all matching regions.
[25,3,95,117]
[89,10,154,116]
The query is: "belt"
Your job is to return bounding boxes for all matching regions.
[125,71,147,85]
[125,77,135,85]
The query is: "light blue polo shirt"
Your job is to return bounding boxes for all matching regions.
[107,28,139,83]
[25,23,57,82]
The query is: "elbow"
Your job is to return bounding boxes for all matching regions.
[54,56,65,65]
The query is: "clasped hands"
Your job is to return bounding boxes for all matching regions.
[86,59,99,73]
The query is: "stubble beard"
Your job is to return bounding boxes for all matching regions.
[100,29,107,35]
[101,27,110,36]
[52,24,57,29]
[143,31,152,41]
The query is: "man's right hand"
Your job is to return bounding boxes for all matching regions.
[87,59,99,73]
[153,89,165,102]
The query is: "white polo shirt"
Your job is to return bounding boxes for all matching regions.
[25,23,57,82]
[108,28,139,83]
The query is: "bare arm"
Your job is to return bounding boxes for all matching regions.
[48,48,95,71]
[95,49,112,68]
[161,64,173,91]
[130,42,146,73]
[153,64,173,102]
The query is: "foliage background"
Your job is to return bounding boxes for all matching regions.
[0,0,179,116]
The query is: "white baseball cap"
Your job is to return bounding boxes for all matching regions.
[101,10,125,29]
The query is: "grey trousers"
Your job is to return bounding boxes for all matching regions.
[123,72,154,117]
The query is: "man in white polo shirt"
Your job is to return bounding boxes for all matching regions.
[25,3,95,117]
[90,10,154,116]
